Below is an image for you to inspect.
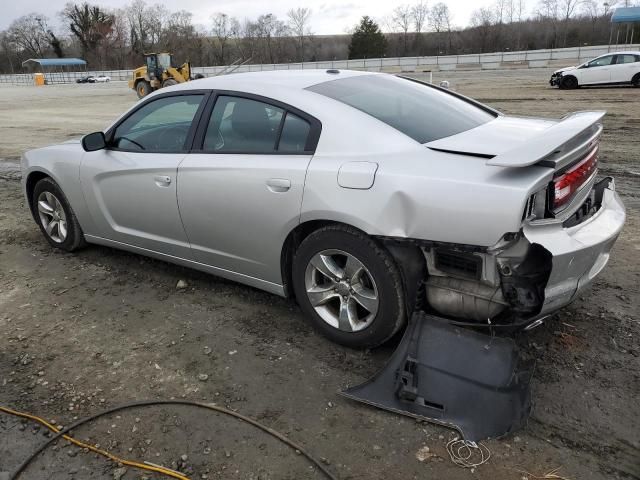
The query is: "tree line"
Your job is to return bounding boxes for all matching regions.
[0,0,637,74]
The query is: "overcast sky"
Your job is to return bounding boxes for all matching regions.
[1,0,502,34]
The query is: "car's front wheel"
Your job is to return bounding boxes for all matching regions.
[632,73,640,88]
[560,76,578,90]
[32,177,86,252]
[292,225,405,348]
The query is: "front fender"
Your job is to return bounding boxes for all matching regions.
[21,145,95,234]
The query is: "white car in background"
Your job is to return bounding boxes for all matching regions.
[550,51,640,89]
[94,75,111,83]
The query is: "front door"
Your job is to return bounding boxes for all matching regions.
[178,94,318,285]
[580,54,615,84]
[80,93,206,258]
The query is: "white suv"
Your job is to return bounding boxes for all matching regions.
[550,51,640,89]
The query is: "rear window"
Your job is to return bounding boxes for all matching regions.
[307,75,496,143]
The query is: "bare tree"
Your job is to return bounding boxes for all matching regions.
[495,0,509,24]
[430,2,453,53]
[125,1,168,55]
[392,4,412,55]
[515,0,527,22]
[602,1,618,16]
[62,3,115,64]
[254,14,290,64]
[7,14,52,58]
[537,0,561,47]
[471,7,496,52]
[287,7,312,62]
[412,1,430,54]
[163,10,197,62]
[211,13,232,64]
[560,0,580,45]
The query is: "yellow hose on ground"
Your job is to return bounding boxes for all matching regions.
[0,405,190,480]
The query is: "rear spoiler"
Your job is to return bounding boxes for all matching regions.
[487,111,605,168]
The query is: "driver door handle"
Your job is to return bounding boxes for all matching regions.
[266,178,291,193]
[154,175,172,186]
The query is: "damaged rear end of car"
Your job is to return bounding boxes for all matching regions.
[342,109,625,441]
[411,111,625,330]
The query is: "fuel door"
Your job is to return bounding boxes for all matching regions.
[337,161,379,190]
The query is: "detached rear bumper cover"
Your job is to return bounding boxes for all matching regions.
[342,313,534,442]
[524,178,625,316]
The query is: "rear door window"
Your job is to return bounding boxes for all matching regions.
[277,113,311,152]
[203,96,284,153]
[617,54,639,64]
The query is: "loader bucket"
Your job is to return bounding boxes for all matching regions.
[341,312,534,442]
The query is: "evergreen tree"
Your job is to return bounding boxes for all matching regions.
[348,16,387,59]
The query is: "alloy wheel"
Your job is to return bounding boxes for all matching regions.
[37,191,67,243]
[304,249,379,332]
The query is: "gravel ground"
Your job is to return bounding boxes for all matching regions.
[0,70,638,480]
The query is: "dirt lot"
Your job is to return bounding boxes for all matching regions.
[0,70,639,480]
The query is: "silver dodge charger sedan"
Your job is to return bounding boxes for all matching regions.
[22,70,625,348]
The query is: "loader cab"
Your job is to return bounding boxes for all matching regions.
[145,53,172,80]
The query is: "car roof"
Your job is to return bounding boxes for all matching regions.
[596,51,640,56]
[173,69,377,92]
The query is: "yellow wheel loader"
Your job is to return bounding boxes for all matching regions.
[128,53,203,99]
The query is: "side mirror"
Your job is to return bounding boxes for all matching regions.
[82,132,107,152]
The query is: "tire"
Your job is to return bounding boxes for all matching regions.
[32,177,86,252]
[632,73,640,88]
[162,78,178,88]
[560,76,578,90]
[194,73,205,79]
[136,80,152,98]
[292,225,405,348]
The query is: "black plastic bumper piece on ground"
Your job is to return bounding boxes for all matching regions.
[341,312,534,442]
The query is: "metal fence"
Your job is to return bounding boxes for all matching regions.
[1,43,638,85]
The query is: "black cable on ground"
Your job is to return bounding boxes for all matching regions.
[9,400,338,480]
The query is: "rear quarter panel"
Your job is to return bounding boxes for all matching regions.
[302,144,554,247]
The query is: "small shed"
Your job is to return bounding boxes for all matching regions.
[609,7,640,46]
[21,58,88,84]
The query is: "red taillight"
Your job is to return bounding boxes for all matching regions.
[552,146,598,211]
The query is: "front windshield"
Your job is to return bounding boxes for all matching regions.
[307,75,496,144]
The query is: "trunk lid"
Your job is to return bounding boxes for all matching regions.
[426,115,556,158]
[425,111,604,171]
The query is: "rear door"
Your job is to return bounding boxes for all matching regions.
[177,92,321,285]
[580,54,616,84]
[80,92,207,258]
[612,53,640,83]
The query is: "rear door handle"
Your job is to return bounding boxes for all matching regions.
[154,175,171,186]
[266,178,291,193]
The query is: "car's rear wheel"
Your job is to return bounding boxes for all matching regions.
[136,80,152,98]
[560,76,578,90]
[292,225,405,348]
[32,177,86,252]
[632,73,640,88]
